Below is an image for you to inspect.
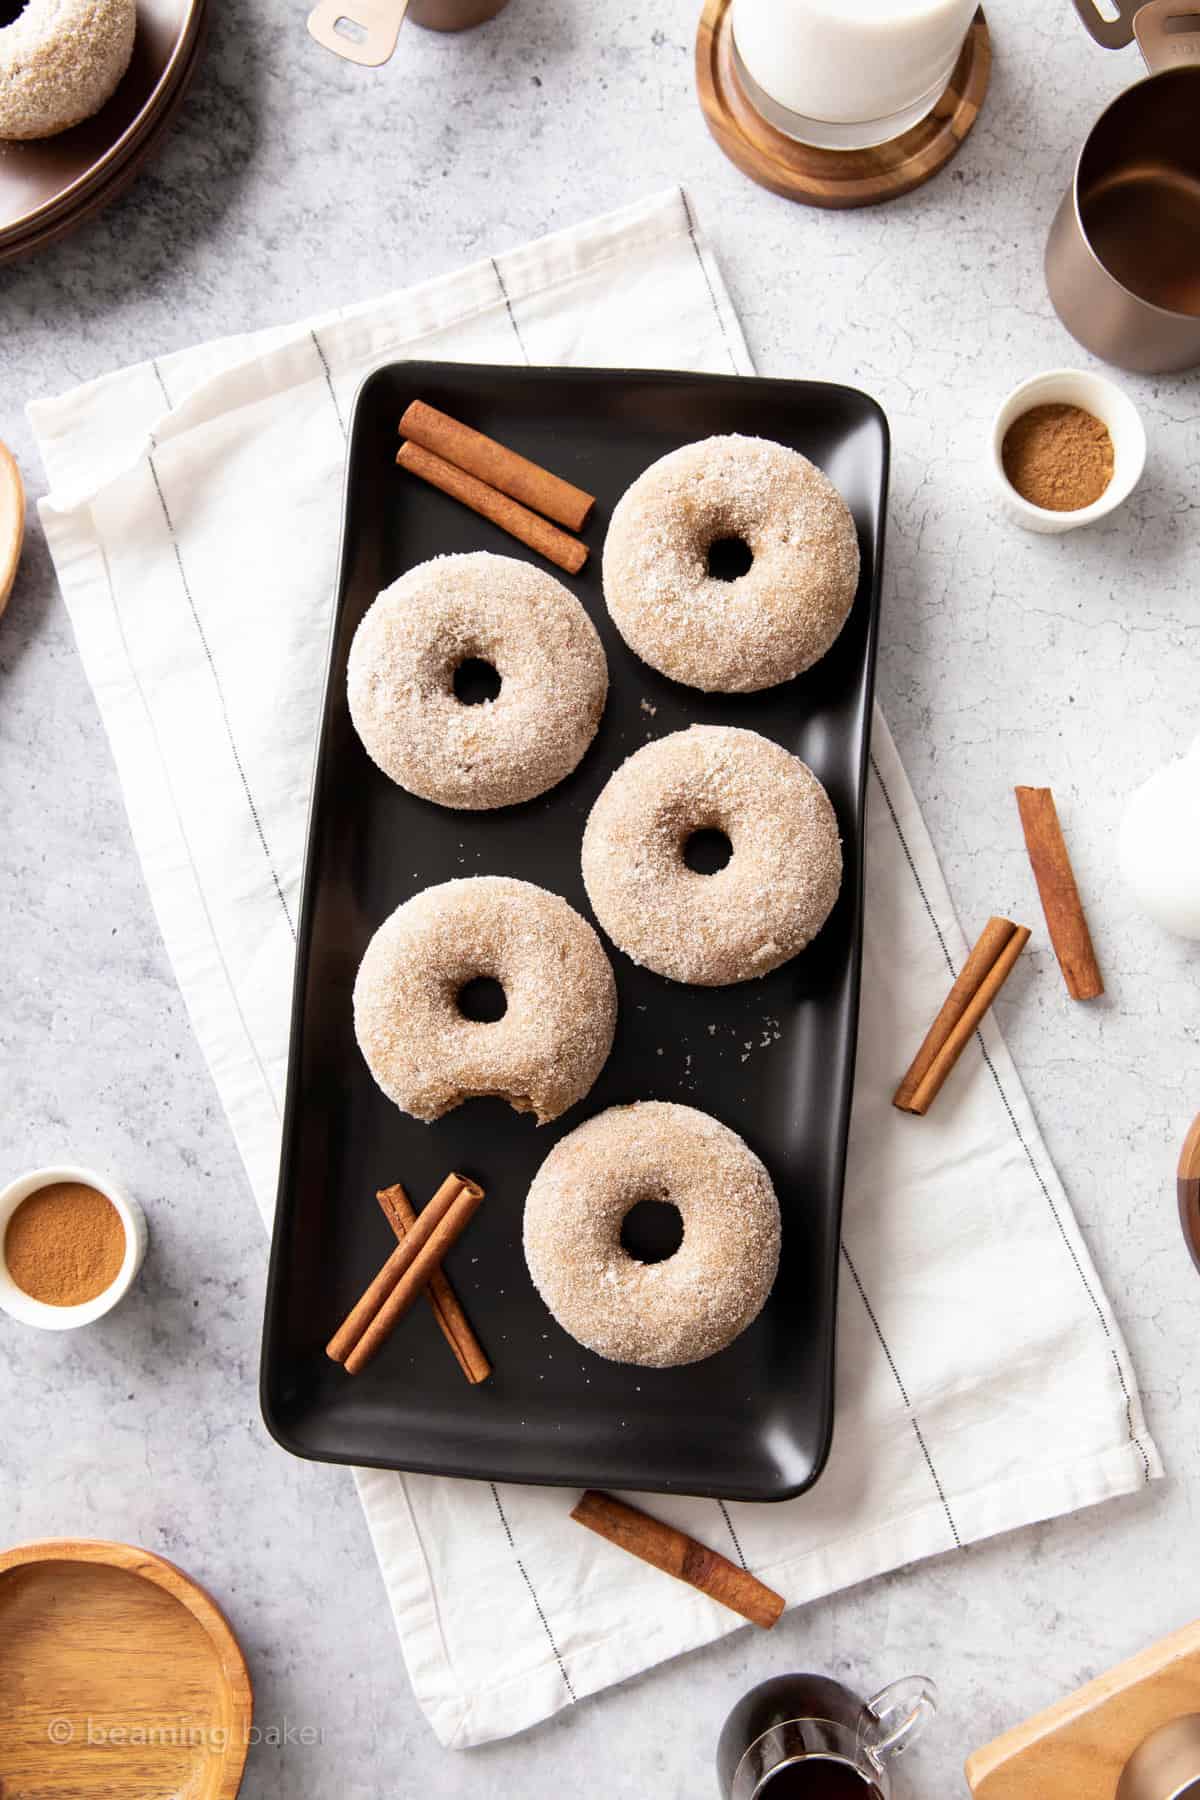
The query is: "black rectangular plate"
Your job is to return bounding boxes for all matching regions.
[261,362,888,1503]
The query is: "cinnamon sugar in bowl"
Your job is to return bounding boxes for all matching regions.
[990,368,1146,535]
[0,1165,147,1331]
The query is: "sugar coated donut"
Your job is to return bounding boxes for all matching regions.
[347,552,607,811]
[354,876,617,1125]
[603,434,860,692]
[0,0,135,140]
[523,1102,780,1368]
[582,725,841,986]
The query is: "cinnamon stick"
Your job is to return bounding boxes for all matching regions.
[396,440,588,576]
[1015,786,1103,1001]
[377,1183,490,1384]
[893,916,1031,1115]
[400,400,595,532]
[326,1172,484,1372]
[570,1490,784,1630]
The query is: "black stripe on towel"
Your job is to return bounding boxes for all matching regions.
[145,438,296,941]
[680,190,740,376]
[841,1244,963,1550]
[716,1500,749,1570]
[310,329,347,437]
[492,258,531,366]
[490,1484,576,1702]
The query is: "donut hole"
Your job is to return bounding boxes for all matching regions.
[456,976,508,1023]
[706,535,754,582]
[453,658,502,706]
[0,0,28,21]
[620,1198,684,1265]
[684,827,733,875]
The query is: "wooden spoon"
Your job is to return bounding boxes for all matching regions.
[0,440,25,618]
[1178,1111,1200,1274]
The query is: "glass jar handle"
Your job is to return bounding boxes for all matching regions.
[860,1676,938,1766]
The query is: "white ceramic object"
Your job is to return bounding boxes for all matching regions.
[731,0,978,150]
[0,1164,148,1330]
[990,369,1146,535]
[1119,738,1200,940]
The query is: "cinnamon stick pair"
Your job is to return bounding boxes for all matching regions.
[378,1184,490,1384]
[327,1172,485,1376]
[894,916,1031,1116]
[397,400,594,576]
[571,1490,784,1631]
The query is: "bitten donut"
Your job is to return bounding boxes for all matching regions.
[523,1102,781,1368]
[347,552,607,810]
[353,876,617,1125]
[0,0,135,140]
[582,725,841,986]
[603,434,860,692]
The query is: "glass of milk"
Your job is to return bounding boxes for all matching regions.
[731,0,979,150]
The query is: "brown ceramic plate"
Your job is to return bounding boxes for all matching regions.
[0,0,204,251]
[0,1537,252,1799]
[0,4,205,264]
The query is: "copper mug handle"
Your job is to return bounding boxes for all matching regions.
[1071,0,1200,66]
[308,0,508,67]
[1180,1114,1200,1276]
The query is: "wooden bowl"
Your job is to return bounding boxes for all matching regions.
[0,440,24,618]
[0,1539,252,1799]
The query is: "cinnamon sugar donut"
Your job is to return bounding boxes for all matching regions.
[353,877,616,1125]
[0,0,135,140]
[582,725,842,986]
[523,1102,781,1368]
[347,552,607,810]
[603,435,860,692]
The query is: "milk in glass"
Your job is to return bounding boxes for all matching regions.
[731,0,978,148]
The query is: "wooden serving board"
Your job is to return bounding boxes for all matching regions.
[966,1620,1200,1798]
[0,1539,252,1799]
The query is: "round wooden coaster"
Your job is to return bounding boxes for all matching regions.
[696,0,991,210]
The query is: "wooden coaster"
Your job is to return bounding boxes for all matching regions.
[696,0,991,210]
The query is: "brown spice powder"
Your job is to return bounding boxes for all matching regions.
[1002,403,1114,512]
[4,1182,127,1306]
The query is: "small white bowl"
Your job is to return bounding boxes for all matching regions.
[991,369,1146,534]
[0,1165,148,1331]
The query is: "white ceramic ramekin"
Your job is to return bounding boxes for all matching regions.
[991,368,1146,535]
[0,1165,148,1331]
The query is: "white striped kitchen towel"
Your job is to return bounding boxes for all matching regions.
[29,187,1160,1749]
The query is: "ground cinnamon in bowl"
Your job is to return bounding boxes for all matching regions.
[1001,402,1114,511]
[4,1181,127,1306]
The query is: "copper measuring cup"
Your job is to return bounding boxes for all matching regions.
[1179,1112,1200,1276]
[308,0,509,68]
[1045,0,1200,372]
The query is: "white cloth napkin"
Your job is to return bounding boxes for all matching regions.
[30,187,1160,1751]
